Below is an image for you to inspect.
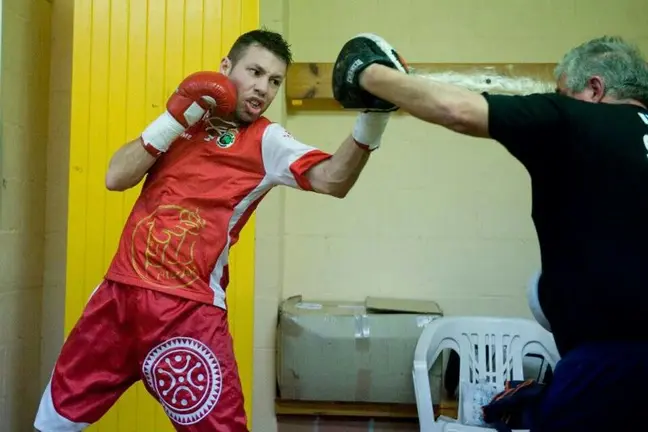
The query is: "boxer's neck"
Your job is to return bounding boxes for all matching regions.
[206,114,240,130]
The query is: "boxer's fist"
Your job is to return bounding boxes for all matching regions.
[141,72,238,157]
[332,33,408,112]
[167,71,237,127]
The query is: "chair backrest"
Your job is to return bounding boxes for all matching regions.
[413,316,560,425]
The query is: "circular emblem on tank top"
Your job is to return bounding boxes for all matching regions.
[142,337,222,425]
[216,131,236,148]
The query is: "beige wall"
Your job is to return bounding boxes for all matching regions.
[254,0,648,430]
[0,0,52,428]
[40,0,72,388]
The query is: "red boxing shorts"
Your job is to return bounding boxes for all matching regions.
[34,280,248,432]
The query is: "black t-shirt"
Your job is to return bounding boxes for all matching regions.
[483,92,648,355]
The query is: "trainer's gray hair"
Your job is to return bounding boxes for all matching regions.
[554,36,648,104]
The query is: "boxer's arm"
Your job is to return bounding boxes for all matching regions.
[105,138,157,191]
[262,123,372,198]
[304,111,390,197]
[106,71,237,191]
[305,135,370,198]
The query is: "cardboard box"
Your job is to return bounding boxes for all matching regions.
[276,295,445,404]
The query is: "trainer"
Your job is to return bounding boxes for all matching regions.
[332,34,648,431]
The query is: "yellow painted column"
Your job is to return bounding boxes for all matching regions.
[65,1,258,430]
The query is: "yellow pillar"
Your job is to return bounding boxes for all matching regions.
[65,1,258,430]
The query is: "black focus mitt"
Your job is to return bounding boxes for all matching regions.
[332,33,408,112]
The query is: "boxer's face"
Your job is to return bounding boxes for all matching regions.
[220,44,287,123]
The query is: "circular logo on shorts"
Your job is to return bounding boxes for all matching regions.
[142,337,222,425]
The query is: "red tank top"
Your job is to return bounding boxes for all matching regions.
[104,116,331,308]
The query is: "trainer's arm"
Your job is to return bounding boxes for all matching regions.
[105,138,157,191]
[360,64,490,138]
[305,136,370,198]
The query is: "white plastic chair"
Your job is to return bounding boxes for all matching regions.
[412,316,560,432]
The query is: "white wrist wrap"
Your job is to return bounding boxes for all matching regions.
[352,112,390,151]
[141,111,188,153]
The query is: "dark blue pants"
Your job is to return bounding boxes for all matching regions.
[532,341,648,431]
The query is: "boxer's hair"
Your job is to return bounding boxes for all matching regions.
[554,36,648,105]
[228,28,293,67]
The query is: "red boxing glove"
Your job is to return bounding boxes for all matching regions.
[141,72,238,157]
[167,71,237,127]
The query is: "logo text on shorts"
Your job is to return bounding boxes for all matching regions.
[142,337,223,426]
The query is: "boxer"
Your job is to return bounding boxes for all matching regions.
[35,29,394,432]
[334,34,648,431]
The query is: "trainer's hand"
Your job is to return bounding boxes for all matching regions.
[141,72,238,157]
[332,33,408,112]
